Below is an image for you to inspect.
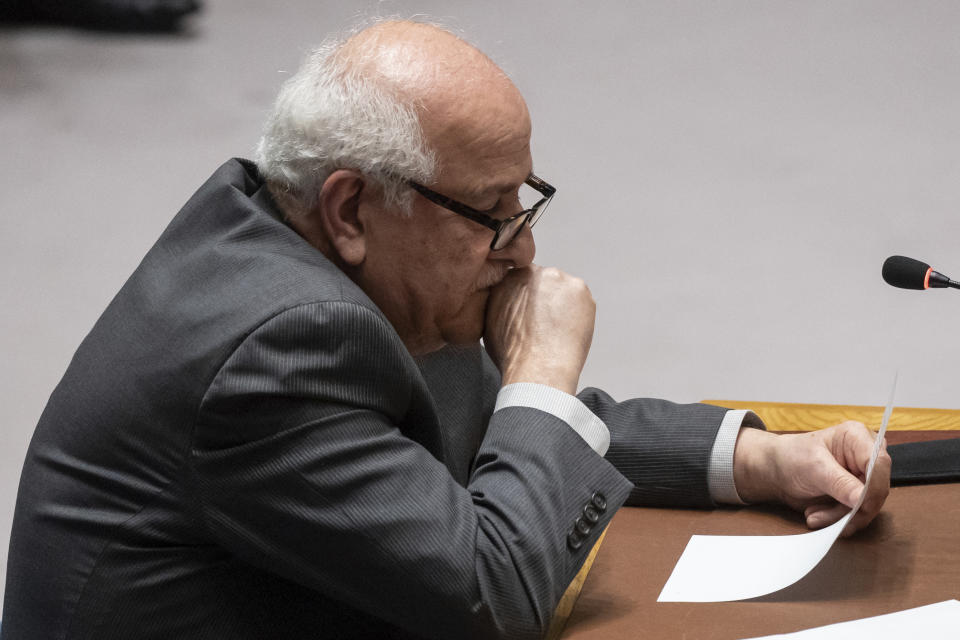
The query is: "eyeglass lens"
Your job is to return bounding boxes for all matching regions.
[493,213,532,250]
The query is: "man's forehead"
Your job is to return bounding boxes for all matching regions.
[423,87,533,194]
[435,135,533,203]
[461,155,534,196]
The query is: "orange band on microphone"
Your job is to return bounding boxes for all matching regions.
[924,267,932,289]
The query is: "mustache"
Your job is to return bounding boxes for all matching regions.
[475,265,511,291]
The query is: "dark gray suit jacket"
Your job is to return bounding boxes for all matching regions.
[2,159,727,639]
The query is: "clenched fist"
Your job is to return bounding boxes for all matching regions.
[483,265,595,395]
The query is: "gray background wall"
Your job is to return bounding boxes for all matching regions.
[2,0,958,604]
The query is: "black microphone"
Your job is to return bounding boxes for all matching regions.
[882,255,960,290]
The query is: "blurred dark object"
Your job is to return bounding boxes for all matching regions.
[0,0,201,32]
[889,437,960,486]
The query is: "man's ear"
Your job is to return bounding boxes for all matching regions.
[315,169,367,266]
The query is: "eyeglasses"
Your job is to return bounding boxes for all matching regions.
[408,174,556,250]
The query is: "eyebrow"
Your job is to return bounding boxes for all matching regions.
[465,173,533,204]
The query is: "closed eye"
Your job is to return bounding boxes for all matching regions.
[484,193,523,219]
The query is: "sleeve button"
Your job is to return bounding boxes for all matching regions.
[583,504,600,524]
[574,516,591,536]
[591,491,607,512]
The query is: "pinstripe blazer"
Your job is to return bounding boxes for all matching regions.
[2,159,727,640]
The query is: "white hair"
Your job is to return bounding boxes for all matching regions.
[255,30,437,215]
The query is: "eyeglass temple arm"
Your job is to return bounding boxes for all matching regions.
[408,181,502,232]
[526,174,556,198]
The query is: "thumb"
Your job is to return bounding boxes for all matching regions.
[823,464,865,509]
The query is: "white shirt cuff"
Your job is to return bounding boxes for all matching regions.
[707,409,764,505]
[494,383,610,456]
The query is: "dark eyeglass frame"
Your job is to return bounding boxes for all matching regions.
[408,174,557,250]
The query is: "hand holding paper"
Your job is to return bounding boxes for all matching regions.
[733,421,892,536]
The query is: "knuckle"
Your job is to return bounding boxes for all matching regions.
[830,476,850,497]
[828,470,857,498]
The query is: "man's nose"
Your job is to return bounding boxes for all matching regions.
[498,224,536,267]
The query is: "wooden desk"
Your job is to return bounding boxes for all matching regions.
[560,425,960,639]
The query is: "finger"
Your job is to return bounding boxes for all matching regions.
[840,519,858,538]
[802,499,833,520]
[815,456,865,509]
[849,448,892,532]
[836,421,881,477]
[815,422,889,507]
[805,502,849,529]
[831,442,892,536]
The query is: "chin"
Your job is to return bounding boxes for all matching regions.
[439,294,487,345]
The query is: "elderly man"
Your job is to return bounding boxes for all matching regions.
[3,20,889,640]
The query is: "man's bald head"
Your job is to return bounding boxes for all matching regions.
[335,20,520,110]
[256,19,531,213]
[342,21,532,196]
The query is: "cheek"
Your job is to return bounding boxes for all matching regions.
[430,260,491,328]
[436,236,491,292]
[407,216,492,309]
[435,273,480,315]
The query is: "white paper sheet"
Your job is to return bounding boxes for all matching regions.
[657,374,896,603]
[741,600,960,639]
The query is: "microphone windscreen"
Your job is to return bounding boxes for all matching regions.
[882,255,931,290]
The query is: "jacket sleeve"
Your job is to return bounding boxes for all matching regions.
[190,301,633,640]
[577,387,729,508]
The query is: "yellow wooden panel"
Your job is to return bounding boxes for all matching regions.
[546,526,608,640]
[702,400,960,432]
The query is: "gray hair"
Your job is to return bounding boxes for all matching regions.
[255,31,437,215]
